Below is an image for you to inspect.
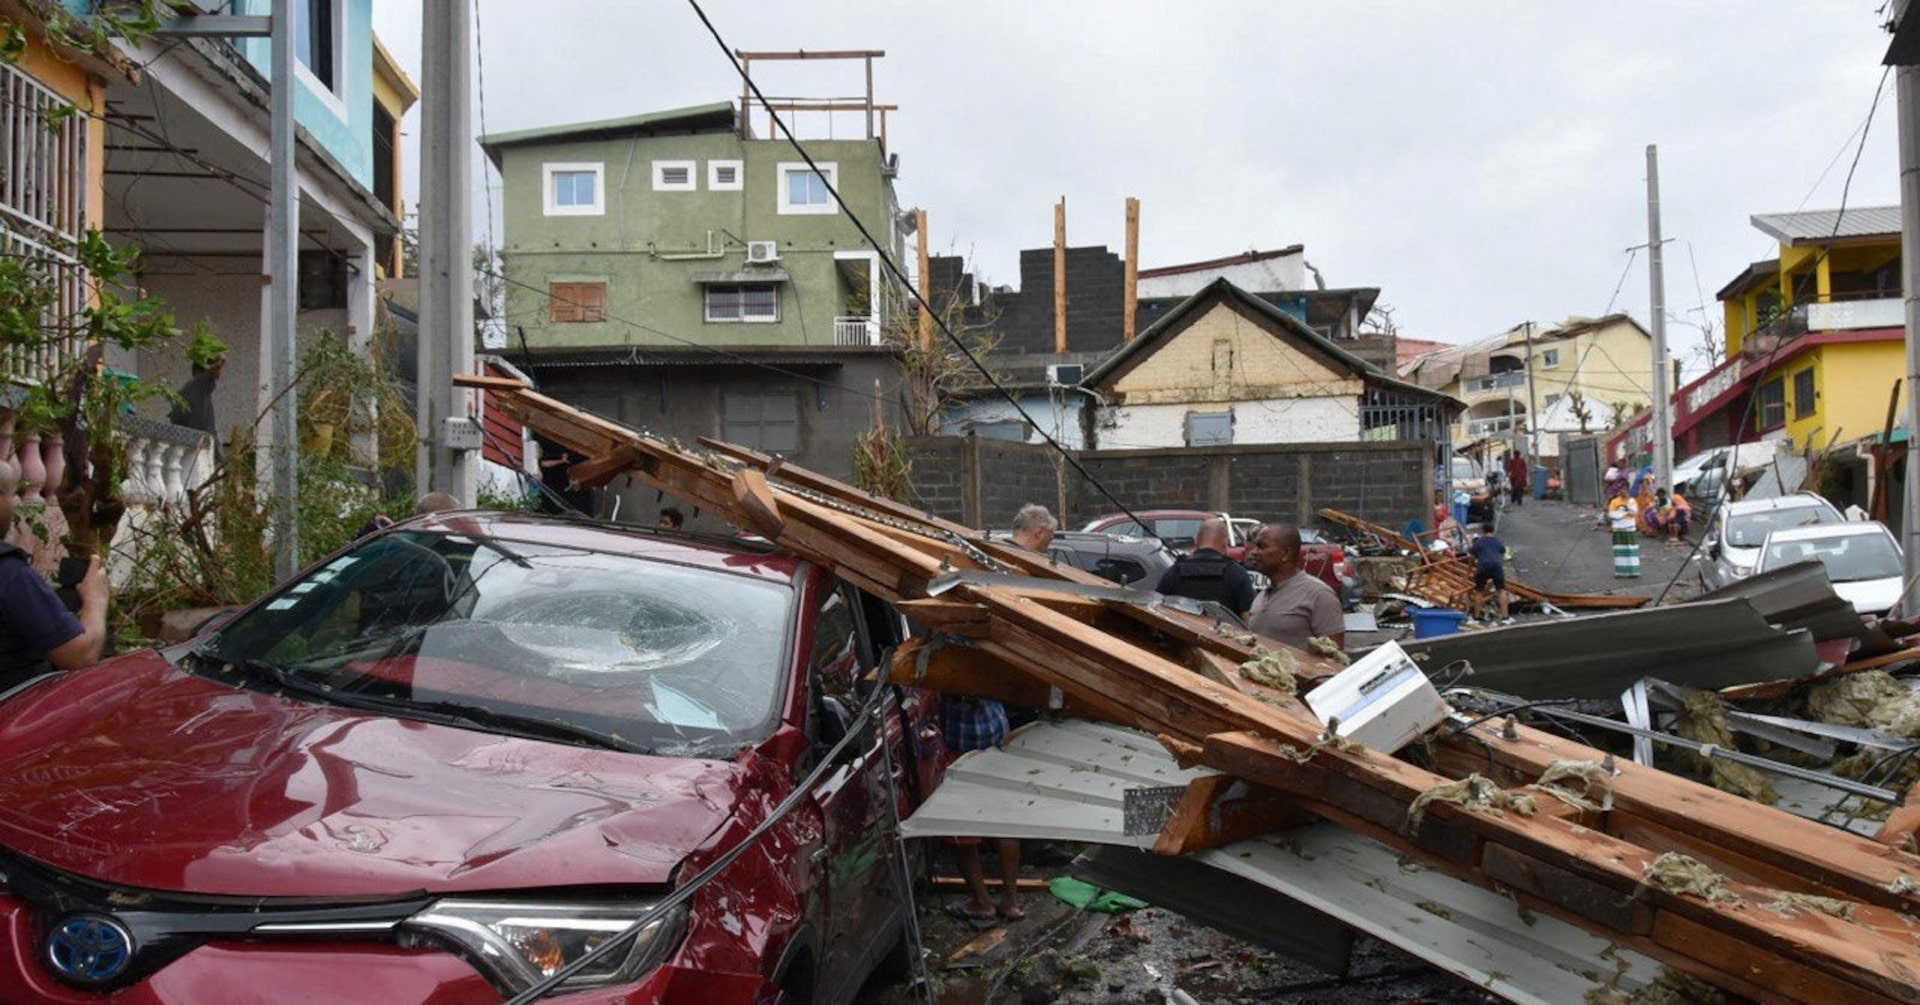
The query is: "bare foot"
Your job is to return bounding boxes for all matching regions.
[999,904,1027,921]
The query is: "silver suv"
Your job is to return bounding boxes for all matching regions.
[1701,492,1843,589]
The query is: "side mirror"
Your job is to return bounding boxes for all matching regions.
[1704,537,1719,559]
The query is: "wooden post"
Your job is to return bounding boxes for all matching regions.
[738,53,751,139]
[1054,197,1068,354]
[1124,197,1140,342]
[916,209,932,353]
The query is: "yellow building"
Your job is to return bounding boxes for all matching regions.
[1398,313,1656,460]
[1609,207,1904,518]
[370,36,419,278]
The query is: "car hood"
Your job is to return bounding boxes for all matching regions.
[0,652,746,897]
[1833,576,1904,617]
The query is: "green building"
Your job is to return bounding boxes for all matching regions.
[480,101,908,502]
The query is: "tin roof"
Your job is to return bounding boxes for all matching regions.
[1750,206,1901,246]
[479,102,737,166]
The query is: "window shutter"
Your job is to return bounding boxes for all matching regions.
[579,282,607,322]
[550,283,582,323]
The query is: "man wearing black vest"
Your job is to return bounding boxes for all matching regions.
[1155,517,1256,618]
[0,460,109,691]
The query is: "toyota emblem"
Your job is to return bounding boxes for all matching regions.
[45,913,135,986]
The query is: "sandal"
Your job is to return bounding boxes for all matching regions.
[946,902,999,929]
[998,905,1027,922]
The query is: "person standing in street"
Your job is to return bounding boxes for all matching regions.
[1608,486,1641,578]
[1246,523,1345,651]
[945,503,1056,925]
[0,461,110,690]
[1156,517,1256,617]
[1506,452,1530,508]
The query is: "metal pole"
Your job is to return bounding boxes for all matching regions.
[1523,321,1540,459]
[419,0,476,502]
[1898,64,1920,591]
[266,0,299,581]
[1646,145,1673,492]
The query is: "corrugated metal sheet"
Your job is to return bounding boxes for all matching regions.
[1398,598,1819,699]
[1751,206,1901,245]
[904,720,1656,1005]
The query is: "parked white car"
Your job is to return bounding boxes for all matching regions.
[1754,521,1906,615]
[1702,492,1843,589]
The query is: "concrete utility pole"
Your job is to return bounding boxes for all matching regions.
[418,0,476,501]
[1898,60,1920,589]
[1646,145,1673,492]
[266,0,300,580]
[1523,321,1540,459]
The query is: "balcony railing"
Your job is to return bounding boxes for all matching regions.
[1464,415,1524,438]
[1464,371,1526,394]
[1,59,91,386]
[833,316,879,346]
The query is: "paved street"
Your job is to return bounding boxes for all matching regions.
[1496,496,1705,604]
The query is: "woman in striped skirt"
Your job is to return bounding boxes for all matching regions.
[1607,489,1641,578]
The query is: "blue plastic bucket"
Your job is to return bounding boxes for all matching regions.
[1410,607,1470,639]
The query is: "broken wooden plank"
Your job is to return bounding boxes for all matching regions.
[1152,774,1315,856]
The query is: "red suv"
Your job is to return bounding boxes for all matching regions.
[1080,509,1354,602]
[0,513,941,1004]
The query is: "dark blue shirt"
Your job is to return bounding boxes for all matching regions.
[0,547,82,684]
[1468,535,1505,571]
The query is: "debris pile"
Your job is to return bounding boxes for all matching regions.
[469,375,1920,1005]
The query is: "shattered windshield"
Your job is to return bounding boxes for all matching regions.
[200,531,793,756]
[1763,533,1903,583]
[1725,505,1838,548]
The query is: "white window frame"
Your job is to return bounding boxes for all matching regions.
[543,162,605,216]
[708,160,744,191]
[652,160,697,192]
[704,283,781,324]
[1542,348,1562,368]
[777,161,838,215]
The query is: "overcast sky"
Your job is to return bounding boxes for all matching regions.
[373,2,1903,369]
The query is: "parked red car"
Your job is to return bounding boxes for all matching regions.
[1079,509,1355,601]
[0,512,940,1004]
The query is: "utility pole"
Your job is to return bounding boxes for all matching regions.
[266,0,299,580]
[1523,321,1540,459]
[1646,145,1673,492]
[1899,59,1920,589]
[418,0,476,501]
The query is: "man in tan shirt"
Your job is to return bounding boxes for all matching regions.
[1246,523,1344,651]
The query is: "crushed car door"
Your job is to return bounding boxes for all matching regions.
[804,578,894,1000]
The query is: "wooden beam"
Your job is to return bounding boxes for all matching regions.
[1152,774,1315,856]
[733,49,886,59]
[731,468,783,534]
[1123,197,1140,343]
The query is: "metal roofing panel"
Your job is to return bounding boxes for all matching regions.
[1397,598,1819,700]
[1751,206,1901,245]
[905,720,1656,1005]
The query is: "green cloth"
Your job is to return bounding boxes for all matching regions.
[1049,876,1148,914]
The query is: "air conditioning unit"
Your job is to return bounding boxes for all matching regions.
[746,240,781,264]
[1046,363,1084,386]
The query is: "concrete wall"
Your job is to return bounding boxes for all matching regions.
[904,436,1431,531]
[535,352,905,519]
[1103,398,1358,449]
[500,134,900,351]
[134,259,348,442]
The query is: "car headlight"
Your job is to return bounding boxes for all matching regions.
[402,899,688,993]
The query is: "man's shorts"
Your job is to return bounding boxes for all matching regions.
[1473,565,1505,591]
